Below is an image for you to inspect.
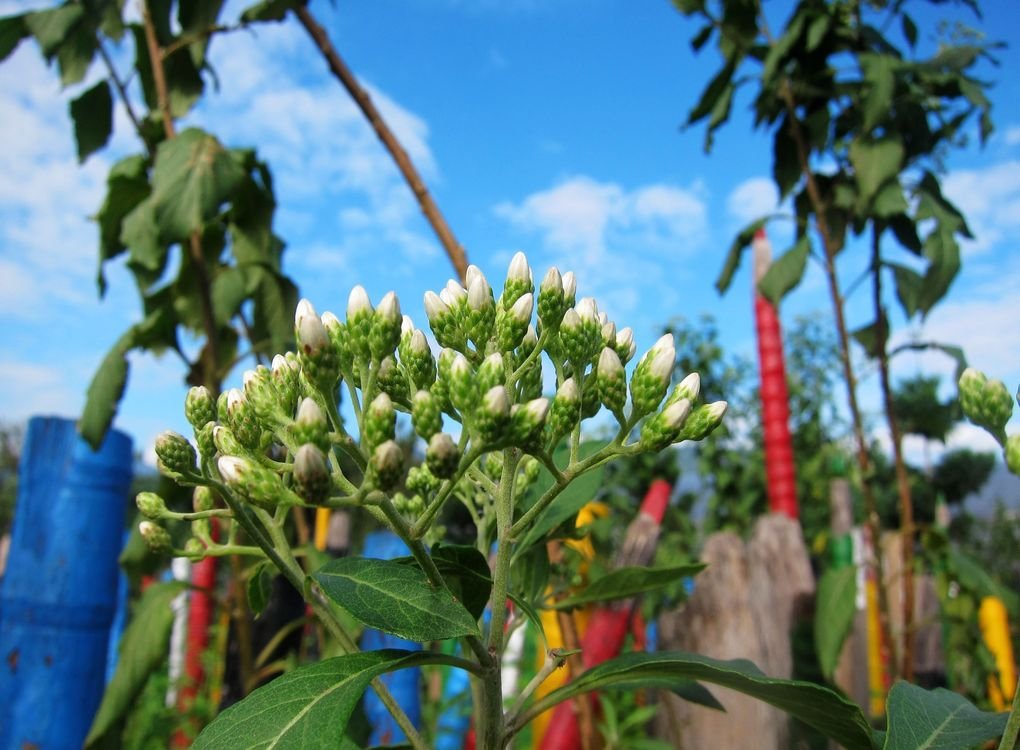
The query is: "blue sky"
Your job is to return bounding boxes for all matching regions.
[1,0,1019,466]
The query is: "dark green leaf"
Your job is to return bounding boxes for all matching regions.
[211,265,251,326]
[806,13,829,52]
[851,315,887,360]
[121,197,167,286]
[915,225,960,316]
[177,0,225,68]
[604,678,724,711]
[79,337,131,449]
[95,154,150,293]
[514,441,608,555]
[193,650,431,749]
[70,79,113,163]
[761,12,803,84]
[531,651,874,750]
[814,566,856,680]
[130,24,204,119]
[150,128,245,240]
[688,59,737,151]
[901,13,917,48]
[85,582,185,747]
[860,54,897,133]
[240,0,299,23]
[0,13,29,61]
[882,681,1007,750]
[247,561,273,616]
[849,137,904,208]
[250,266,298,355]
[55,20,96,86]
[25,4,82,57]
[773,114,801,198]
[515,542,550,604]
[690,23,713,52]
[430,543,492,621]
[888,263,924,318]
[553,563,706,610]
[888,341,967,382]
[672,0,706,14]
[888,214,921,254]
[314,557,480,641]
[757,234,810,304]
[716,217,770,294]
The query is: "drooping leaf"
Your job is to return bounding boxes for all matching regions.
[917,225,960,316]
[314,557,480,641]
[901,13,917,48]
[688,59,738,151]
[121,197,167,287]
[814,566,856,680]
[882,681,1007,750]
[150,128,245,240]
[773,114,801,198]
[888,340,967,382]
[888,214,921,254]
[25,4,82,57]
[553,563,706,610]
[0,13,30,61]
[690,23,714,52]
[429,543,493,621]
[130,24,204,119]
[514,441,608,555]
[192,650,432,749]
[806,13,830,52]
[240,0,300,23]
[859,54,897,133]
[211,265,252,326]
[54,19,96,86]
[247,561,273,617]
[70,79,113,163]
[529,651,874,750]
[757,234,810,304]
[849,136,904,209]
[850,314,887,360]
[85,582,185,747]
[79,337,131,449]
[888,262,924,318]
[871,181,907,218]
[177,0,225,68]
[715,217,770,294]
[95,154,151,292]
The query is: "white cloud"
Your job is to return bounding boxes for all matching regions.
[727,177,778,225]
[494,175,708,316]
[942,160,1020,255]
[0,361,80,421]
[1003,125,1020,146]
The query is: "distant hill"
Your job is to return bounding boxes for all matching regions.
[963,462,1020,518]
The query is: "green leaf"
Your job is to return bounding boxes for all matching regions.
[757,234,810,304]
[314,557,480,641]
[151,128,245,240]
[849,136,904,209]
[85,582,185,748]
[850,315,887,360]
[716,217,769,294]
[240,0,300,23]
[96,154,150,292]
[946,550,1020,616]
[0,13,30,61]
[54,20,96,86]
[917,225,960,316]
[70,79,113,163]
[872,181,907,218]
[690,23,713,52]
[79,337,131,449]
[514,441,607,555]
[688,59,737,151]
[901,13,917,48]
[25,4,83,57]
[177,0,225,68]
[773,114,801,198]
[429,543,492,621]
[806,13,829,52]
[888,214,921,254]
[247,561,273,616]
[121,197,167,286]
[130,24,204,118]
[814,566,856,680]
[192,650,430,750]
[553,563,706,610]
[250,268,298,355]
[211,265,251,326]
[882,681,1007,750]
[889,262,924,318]
[889,341,967,383]
[531,651,874,750]
[860,54,897,133]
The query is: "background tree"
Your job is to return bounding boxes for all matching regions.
[674,0,997,680]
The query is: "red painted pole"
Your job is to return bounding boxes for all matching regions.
[753,229,799,519]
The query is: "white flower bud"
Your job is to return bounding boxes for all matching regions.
[598,347,624,379]
[297,397,324,425]
[295,298,317,330]
[522,325,539,347]
[409,329,430,355]
[561,308,581,331]
[424,290,450,322]
[347,285,373,318]
[217,455,249,484]
[616,327,634,351]
[465,264,485,289]
[483,352,505,371]
[510,292,534,324]
[401,315,415,337]
[321,311,342,333]
[271,354,288,373]
[647,333,674,360]
[706,400,728,421]
[562,271,577,300]
[598,312,609,327]
[483,385,510,417]
[601,321,617,345]
[226,388,245,414]
[508,251,532,283]
[673,373,701,404]
[450,352,471,380]
[558,377,579,402]
[297,309,329,353]
[443,280,467,306]
[467,273,492,311]
[649,346,675,384]
[661,398,692,430]
[377,291,401,324]
[576,296,598,322]
[524,397,550,423]
[541,266,563,295]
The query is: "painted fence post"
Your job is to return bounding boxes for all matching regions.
[0,416,132,749]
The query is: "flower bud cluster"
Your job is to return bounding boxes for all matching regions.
[959,367,1013,440]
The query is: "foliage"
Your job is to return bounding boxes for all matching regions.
[1,0,301,448]
[0,422,22,538]
[893,375,958,446]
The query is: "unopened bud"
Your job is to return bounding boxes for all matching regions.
[364,393,396,450]
[466,273,496,345]
[538,266,567,330]
[477,386,511,444]
[615,327,636,363]
[959,367,1013,441]
[412,389,443,440]
[677,401,728,442]
[448,353,477,413]
[271,354,301,415]
[601,321,617,349]
[155,431,197,478]
[547,377,581,444]
[294,444,331,504]
[478,353,506,394]
[503,252,534,308]
[370,291,402,359]
[561,271,577,306]
[185,386,216,431]
[136,491,167,520]
[139,521,172,554]
[404,329,437,390]
[560,308,588,364]
[213,425,245,456]
[426,432,460,478]
[193,486,214,513]
[291,397,329,452]
[597,347,627,416]
[377,355,408,403]
[218,455,292,509]
[630,335,675,418]
[425,290,464,350]
[371,440,404,490]
[667,372,701,407]
[510,397,550,446]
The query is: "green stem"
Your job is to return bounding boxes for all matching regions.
[409,445,481,538]
[189,544,265,558]
[507,330,550,388]
[998,678,1020,750]
[488,449,521,655]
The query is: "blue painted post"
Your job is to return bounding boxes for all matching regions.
[0,417,133,750]
[360,530,422,746]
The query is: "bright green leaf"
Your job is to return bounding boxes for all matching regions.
[529,651,874,750]
[0,13,29,61]
[872,181,907,218]
[553,562,706,610]
[70,79,113,163]
[806,13,829,52]
[757,234,810,304]
[150,128,245,240]
[882,681,1007,750]
[314,557,480,641]
[814,566,856,680]
[85,582,185,747]
[192,650,430,749]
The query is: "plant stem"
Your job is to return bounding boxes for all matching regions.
[871,225,916,681]
[505,648,570,723]
[293,4,470,282]
[997,677,1020,750]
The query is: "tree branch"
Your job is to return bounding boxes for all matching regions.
[292,4,470,282]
